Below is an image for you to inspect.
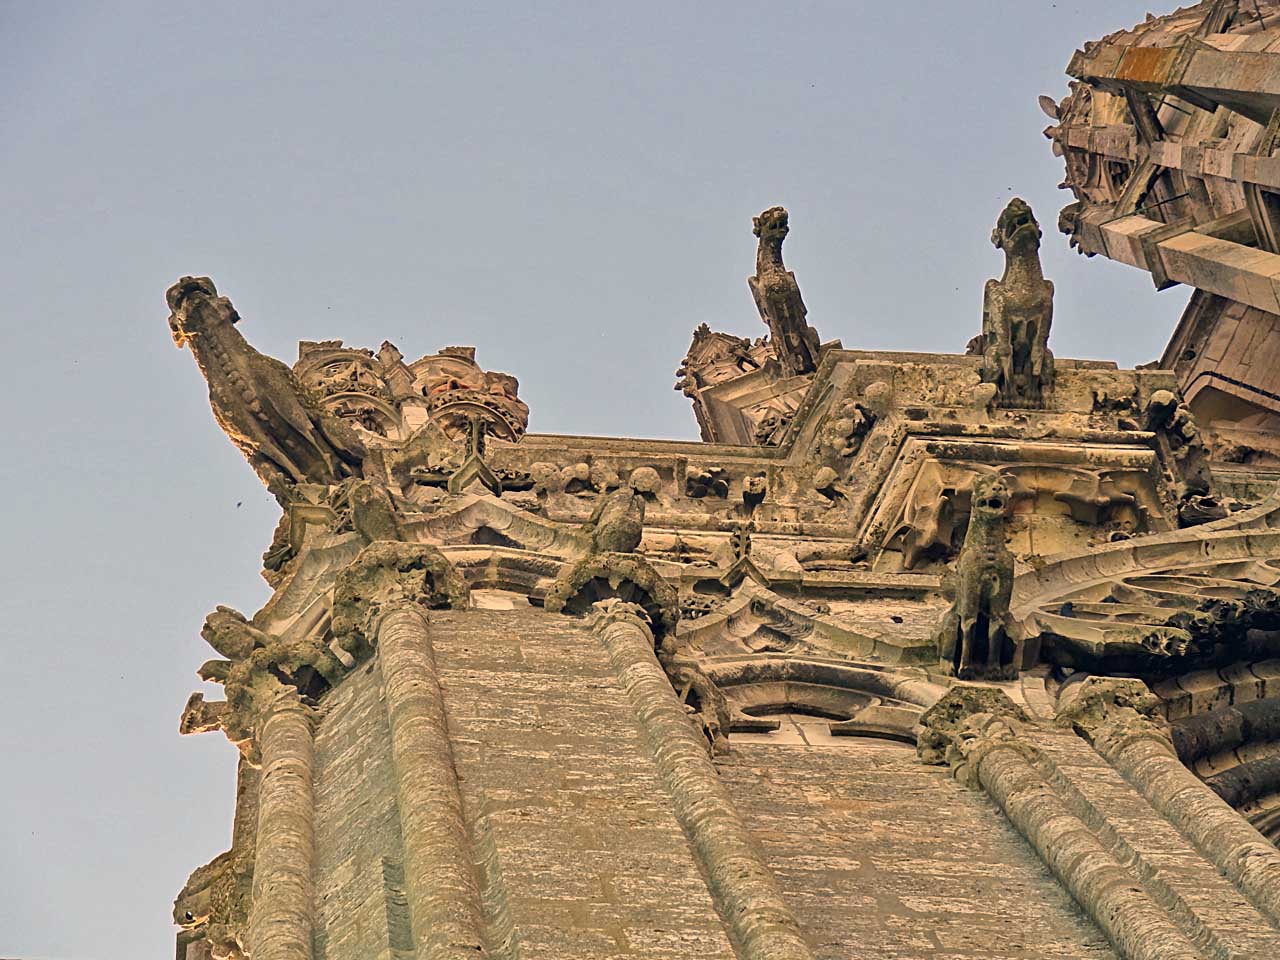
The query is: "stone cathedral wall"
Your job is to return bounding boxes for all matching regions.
[298,600,1122,959]
[721,740,1118,959]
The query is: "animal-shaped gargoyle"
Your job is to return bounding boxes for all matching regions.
[582,481,646,554]
[748,206,822,378]
[167,276,366,494]
[934,475,1021,680]
[976,199,1055,408]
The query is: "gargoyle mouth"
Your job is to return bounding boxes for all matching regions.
[979,496,1006,511]
[1003,214,1037,241]
[176,908,210,931]
[995,199,1041,249]
[169,317,199,348]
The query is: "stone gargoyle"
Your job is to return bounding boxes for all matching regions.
[748,206,822,378]
[934,474,1021,679]
[975,199,1055,408]
[583,482,647,554]
[167,276,366,494]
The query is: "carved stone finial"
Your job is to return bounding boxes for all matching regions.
[166,276,367,493]
[748,206,822,378]
[719,521,770,589]
[977,200,1056,408]
[934,475,1022,679]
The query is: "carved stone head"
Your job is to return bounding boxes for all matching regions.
[200,605,260,660]
[166,276,238,348]
[991,198,1041,253]
[970,474,1011,525]
[752,206,789,241]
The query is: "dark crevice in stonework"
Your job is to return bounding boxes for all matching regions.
[381,857,414,959]
[470,526,522,549]
[560,576,661,622]
[468,802,521,960]
[272,662,331,703]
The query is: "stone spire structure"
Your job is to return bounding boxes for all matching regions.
[1046,0,1280,469]
[169,14,1280,954]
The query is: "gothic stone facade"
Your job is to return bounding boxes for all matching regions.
[172,6,1280,958]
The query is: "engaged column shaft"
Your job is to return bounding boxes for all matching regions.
[593,605,813,960]
[249,689,317,960]
[377,603,489,959]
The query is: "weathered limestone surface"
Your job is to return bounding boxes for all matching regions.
[1060,676,1280,931]
[592,601,812,960]
[429,604,739,958]
[170,120,1280,957]
[249,689,317,960]
[719,737,1116,959]
[376,605,489,958]
[1031,717,1280,959]
[311,659,405,960]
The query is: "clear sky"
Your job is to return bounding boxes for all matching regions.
[2,1,1177,956]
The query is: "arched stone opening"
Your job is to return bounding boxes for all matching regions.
[705,657,940,744]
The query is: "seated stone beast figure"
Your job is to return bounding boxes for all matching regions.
[748,206,822,378]
[167,276,366,493]
[934,475,1020,679]
[976,198,1055,408]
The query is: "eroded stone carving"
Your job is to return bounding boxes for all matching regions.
[934,475,1021,679]
[1055,676,1168,755]
[917,685,1029,772]
[751,407,794,447]
[416,345,529,442]
[331,541,470,661]
[546,553,679,638]
[685,466,730,499]
[659,638,732,756]
[582,483,646,554]
[174,846,252,960]
[189,619,340,759]
[815,398,875,461]
[976,199,1055,408]
[748,206,821,378]
[1145,389,1216,521]
[167,277,366,492]
[674,325,761,396]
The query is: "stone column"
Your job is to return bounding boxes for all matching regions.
[248,685,317,960]
[920,686,1202,960]
[1060,677,1280,928]
[376,602,489,959]
[591,601,813,960]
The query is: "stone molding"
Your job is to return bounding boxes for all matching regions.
[544,552,678,638]
[1057,675,1280,930]
[331,540,470,661]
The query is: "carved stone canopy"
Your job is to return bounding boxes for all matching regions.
[294,338,530,444]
